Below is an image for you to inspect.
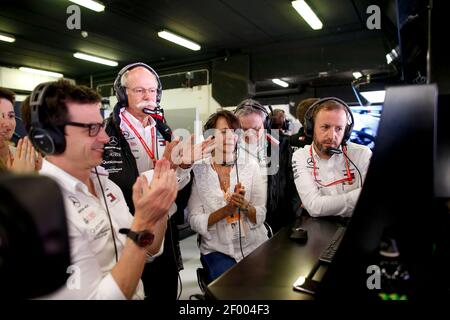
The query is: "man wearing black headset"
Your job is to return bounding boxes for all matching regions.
[21,80,178,299]
[292,97,372,217]
[234,99,300,233]
[102,62,214,300]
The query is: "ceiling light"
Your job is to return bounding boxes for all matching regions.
[73,52,118,66]
[291,0,323,30]
[19,67,63,78]
[272,79,289,88]
[360,90,386,104]
[0,33,15,43]
[69,0,105,12]
[158,30,201,51]
[353,72,363,79]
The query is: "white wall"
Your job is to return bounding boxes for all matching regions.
[161,84,222,123]
[0,66,74,92]
[108,83,222,124]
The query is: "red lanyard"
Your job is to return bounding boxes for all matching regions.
[309,145,353,187]
[120,112,156,163]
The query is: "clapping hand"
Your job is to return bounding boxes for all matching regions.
[229,183,249,210]
[132,159,178,227]
[8,137,39,173]
[166,135,216,168]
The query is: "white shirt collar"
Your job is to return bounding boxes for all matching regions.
[40,159,109,195]
[120,107,156,129]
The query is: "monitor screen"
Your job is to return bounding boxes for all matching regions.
[318,84,446,300]
[349,105,382,150]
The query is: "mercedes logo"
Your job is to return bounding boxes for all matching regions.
[68,195,81,208]
[109,136,118,146]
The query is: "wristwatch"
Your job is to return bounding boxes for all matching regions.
[119,228,154,247]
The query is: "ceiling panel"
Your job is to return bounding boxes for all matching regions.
[0,0,393,84]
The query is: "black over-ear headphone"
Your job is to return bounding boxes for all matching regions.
[303,97,354,144]
[234,99,273,129]
[113,62,162,107]
[29,81,67,155]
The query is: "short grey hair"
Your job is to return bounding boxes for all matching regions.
[234,100,266,120]
[120,67,156,88]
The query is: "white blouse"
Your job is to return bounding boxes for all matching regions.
[188,157,268,262]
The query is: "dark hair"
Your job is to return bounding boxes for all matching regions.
[0,87,15,105]
[270,109,286,130]
[296,98,319,126]
[203,110,241,133]
[21,80,101,133]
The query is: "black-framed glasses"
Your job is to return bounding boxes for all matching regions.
[65,119,107,137]
[126,87,157,96]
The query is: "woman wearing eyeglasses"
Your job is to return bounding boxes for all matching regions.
[0,87,41,173]
[188,110,268,283]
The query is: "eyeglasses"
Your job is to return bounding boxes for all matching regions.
[65,119,107,137]
[126,87,157,96]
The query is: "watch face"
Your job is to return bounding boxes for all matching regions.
[137,231,155,247]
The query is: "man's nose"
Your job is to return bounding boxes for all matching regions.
[324,128,334,140]
[97,128,110,143]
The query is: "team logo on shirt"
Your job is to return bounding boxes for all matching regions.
[106,192,117,203]
[83,211,97,224]
[307,157,314,167]
[109,136,119,146]
[68,195,81,208]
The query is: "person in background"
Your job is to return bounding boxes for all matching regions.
[188,110,268,282]
[289,98,318,151]
[270,109,286,131]
[0,87,41,173]
[235,99,300,233]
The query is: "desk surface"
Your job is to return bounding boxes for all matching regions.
[206,216,344,300]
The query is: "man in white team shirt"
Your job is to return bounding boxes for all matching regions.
[21,80,177,299]
[292,97,372,218]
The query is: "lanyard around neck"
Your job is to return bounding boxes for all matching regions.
[309,144,353,187]
[121,111,156,163]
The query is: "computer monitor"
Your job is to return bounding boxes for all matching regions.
[318,84,448,300]
[349,105,382,150]
[434,94,450,198]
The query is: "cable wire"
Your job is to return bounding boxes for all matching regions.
[95,167,119,262]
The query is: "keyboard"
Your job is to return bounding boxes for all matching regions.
[319,226,346,264]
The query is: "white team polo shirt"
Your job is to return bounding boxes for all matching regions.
[39,160,162,299]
